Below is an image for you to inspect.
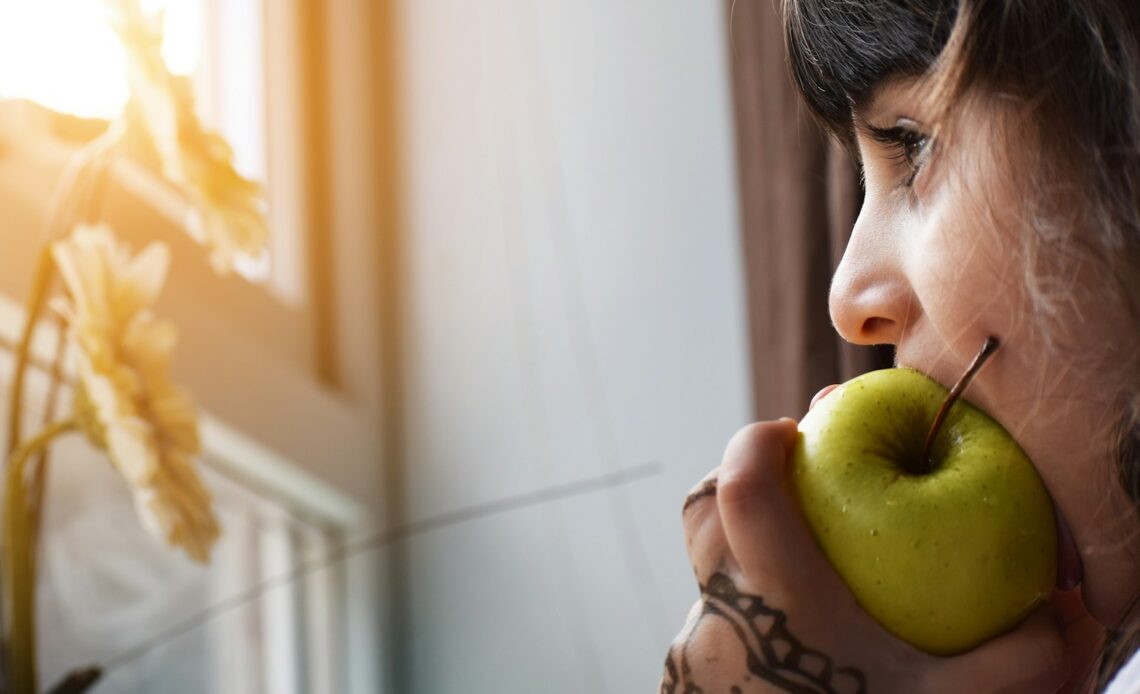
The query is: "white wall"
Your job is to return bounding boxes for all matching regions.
[393,1,754,691]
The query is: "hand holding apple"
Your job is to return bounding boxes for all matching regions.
[666,414,1071,693]
[792,359,1058,655]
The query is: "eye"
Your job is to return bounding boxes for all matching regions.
[867,121,933,188]
[896,130,929,170]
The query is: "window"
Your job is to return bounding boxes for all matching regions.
[0,0,300,291]
[0,0,378,514]
[0,1,389,691]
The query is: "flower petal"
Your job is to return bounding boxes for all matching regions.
[55,223,220,563]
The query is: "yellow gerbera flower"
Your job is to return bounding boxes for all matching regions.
[108,0,269,275]
[52,224,221,563]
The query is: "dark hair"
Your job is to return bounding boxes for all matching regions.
[785,0,1140,153]
[782,0,1140,689]
[787,0,1140,265]
[784,0,955,146]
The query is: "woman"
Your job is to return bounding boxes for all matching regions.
[664,0,1140,691]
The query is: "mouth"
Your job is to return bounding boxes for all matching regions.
[1055,510,1084,590]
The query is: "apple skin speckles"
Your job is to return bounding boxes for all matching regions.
[792,367,1057,656]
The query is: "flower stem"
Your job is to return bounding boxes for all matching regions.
[5,125,119,461]
[5,248,56,460]
[4,419,77,694]
[30,143,116,562]
[28,319,68,567]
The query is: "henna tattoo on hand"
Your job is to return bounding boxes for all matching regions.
[661,574,867,694]
[682,478,718,516]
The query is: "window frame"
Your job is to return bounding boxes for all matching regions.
[0,0,394,535]
[0,1,394,691]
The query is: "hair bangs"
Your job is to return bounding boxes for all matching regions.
[783,0,957,144]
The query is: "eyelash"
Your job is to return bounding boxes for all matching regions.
[869,125,933,188]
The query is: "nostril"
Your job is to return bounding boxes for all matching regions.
[861,316,895,338]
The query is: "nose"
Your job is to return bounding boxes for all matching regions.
[828,211,914,347]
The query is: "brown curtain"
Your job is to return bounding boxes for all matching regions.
[725,0,892,421]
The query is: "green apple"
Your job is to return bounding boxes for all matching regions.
[792,367,1057,656]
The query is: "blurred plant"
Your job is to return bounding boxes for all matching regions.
[1,1,270,691]
[109,0,269,274]
[52,224,220,564]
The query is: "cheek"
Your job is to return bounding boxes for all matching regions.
[905,189,1030,352]
[909,183,1120,473]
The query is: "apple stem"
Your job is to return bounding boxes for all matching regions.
[919,336,1001,472]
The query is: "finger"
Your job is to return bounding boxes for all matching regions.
[681,474,738,585]
[715,420,843,594]
[928,604,1068,694]
[681,475,717,518]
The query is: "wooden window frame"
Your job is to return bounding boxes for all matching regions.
[0,0,394,535]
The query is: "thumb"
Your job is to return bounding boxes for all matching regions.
[716,419,844,593]
[929,604,1068,693]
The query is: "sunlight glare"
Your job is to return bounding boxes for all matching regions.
[0,0,202,119]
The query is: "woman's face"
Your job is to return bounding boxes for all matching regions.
[834,75,1140,627]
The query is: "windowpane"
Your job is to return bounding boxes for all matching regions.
[0,0,277,285]
[0,0,201,119]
